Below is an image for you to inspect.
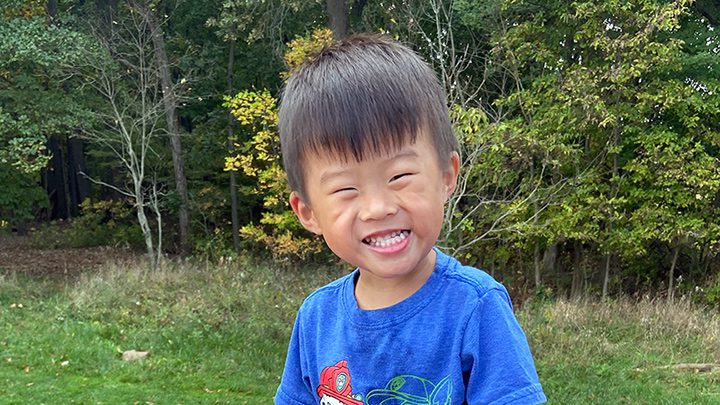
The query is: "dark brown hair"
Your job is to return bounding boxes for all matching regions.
[279,34,458,200]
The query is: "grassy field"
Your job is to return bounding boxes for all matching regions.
[1,257,719,404]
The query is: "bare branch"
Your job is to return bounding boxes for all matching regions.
[79,171,134,199]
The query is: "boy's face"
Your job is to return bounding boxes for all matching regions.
[290,131,459,284]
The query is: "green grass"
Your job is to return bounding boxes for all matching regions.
[1,258,719,404]
[521,298,720,404]
[0,257,343,404]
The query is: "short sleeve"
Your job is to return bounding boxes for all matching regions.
[275,311,316,405]
[461,288,546,405]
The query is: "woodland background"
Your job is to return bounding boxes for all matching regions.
[2,1,720,403]
[1,0,720,303]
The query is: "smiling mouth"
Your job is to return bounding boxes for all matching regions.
[362,230,410,248]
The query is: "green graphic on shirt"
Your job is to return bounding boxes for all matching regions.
[365,374,452,405]
[316,361,452,405]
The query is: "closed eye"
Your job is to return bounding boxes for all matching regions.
[333,187,356,194]
[390,173,413,182]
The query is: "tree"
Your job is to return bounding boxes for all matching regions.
[485,0,720,296]
[132,0,191,254]
[78,2,178,269]
[223,29,333,260]
[371,0,561,289]
[0,4,94,226]
[206,1,328,254]
[226,20,241,253]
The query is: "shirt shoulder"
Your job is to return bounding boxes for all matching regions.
[297,271,354,315]
[437,250,512,306]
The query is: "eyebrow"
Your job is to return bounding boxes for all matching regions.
[319,168,351,185]
[318,149,420,185]
[393,149,420,160]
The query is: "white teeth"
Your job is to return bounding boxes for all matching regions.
[364,230,409,247]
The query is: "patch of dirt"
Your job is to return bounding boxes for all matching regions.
[0,234,139,278]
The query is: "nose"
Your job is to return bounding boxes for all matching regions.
[359,189,397,222]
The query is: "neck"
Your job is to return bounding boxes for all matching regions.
[354,250,436,310]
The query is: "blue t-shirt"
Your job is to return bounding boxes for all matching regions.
[276,249,546,405]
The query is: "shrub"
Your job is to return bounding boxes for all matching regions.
[31,198,143,249]
[223,29,333,261]
[0,163,47,233]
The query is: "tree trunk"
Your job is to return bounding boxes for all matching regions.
[151,182,162,271]
[44,2,68,220]
[602,253,611,299]
[352,0,368,18]
[67,135,90,216]
[700,245,711,276]
[95,0,117,36]
[604,125,620,298]
[47,136,70,220]
[695,0,720,26]
[532,160,541,288]
[136,200,155,270]
[46,0,57,23]
[571,240,583,300]
[100,166,121,200]
[226,23,240,253]
[668,245,680,303]
[144,3,190,253]
[533,237,541,289]
[542,243,557,281]
[131,167,157,271]
[326,0,349,40]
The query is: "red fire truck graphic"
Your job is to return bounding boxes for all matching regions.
[316,360,364,405]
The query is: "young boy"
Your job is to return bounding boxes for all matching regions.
[275,34,546,405]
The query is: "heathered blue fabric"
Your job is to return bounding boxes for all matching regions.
[275,249,546,405]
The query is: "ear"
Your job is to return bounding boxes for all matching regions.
[442,151,460,199]
[289,191,322,235]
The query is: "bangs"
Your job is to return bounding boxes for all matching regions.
[284,72,430,164]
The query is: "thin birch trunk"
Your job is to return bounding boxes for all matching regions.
[532,161,541,288]
[668,245,680,303]
[226,23,240,252]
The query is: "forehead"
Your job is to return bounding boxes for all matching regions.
[300,132,437,177]
[297,124,419,169]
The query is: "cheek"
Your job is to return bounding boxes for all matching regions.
[406,197,447,233]
[402,189,446,215]
[325,199,360,223]
[321,227,363,267]
[323,231,355,253]
[406,176,447,200]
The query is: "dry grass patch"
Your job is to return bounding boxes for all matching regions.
[521,297,720,404]
[537,298,720,362]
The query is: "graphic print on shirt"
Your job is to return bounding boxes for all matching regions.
[316,360,452,405]
[317,360,364,405]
